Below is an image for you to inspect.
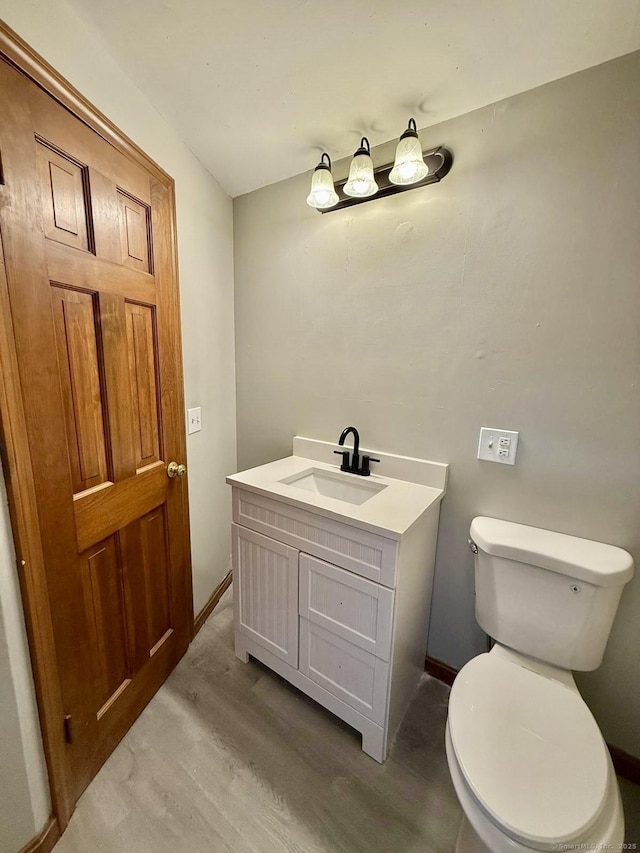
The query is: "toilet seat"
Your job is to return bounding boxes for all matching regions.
[448,652,610,849]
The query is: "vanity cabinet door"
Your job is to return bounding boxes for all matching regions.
[232,524,299,667]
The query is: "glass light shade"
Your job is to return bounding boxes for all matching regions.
[389,121,429,186]
[306,159,339,209]
[343,139,378,198]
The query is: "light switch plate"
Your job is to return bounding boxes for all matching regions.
[477,427,519,465]
[187,407,202,435]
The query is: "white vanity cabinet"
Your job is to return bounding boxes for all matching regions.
[229,464,444,763]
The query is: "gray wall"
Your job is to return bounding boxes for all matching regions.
[233,52,640,757]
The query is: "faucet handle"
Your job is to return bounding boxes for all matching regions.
[360,455,380,476]
[333,450,351,471]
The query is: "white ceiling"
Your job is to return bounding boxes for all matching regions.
[67,0,640,197]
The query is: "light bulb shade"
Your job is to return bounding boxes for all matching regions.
[306,156,339,209]
[389,119,429,186]
[343,138,378,198]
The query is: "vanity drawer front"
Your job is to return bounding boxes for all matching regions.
[299,554,394,661]
[299,618,389,725]
[233,489,398,588]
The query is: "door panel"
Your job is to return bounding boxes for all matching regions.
[118,190,151,272]
[0,56,192,809]
[81,535,130,714]
[36,140,91,251]
[139,505,172,653]
[126,302,162,468]
[50,286,109,494]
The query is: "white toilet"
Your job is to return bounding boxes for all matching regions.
[446,516,634,853]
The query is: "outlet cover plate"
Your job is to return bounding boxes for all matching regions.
[477,427,519,465]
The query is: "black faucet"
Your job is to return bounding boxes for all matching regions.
[334,426,379,477]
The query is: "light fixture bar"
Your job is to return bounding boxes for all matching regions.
[317,146,453,214]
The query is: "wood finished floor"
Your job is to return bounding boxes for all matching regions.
[53,589,640,852]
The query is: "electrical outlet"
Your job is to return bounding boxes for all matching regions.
[477,427,519,465]
[187,407,202,435]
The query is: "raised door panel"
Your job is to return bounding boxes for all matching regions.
[126,302,161,470]
[118,190,151,273]
[299,618,389,724]
[120,506,173,674]
[232,523,299,667]
[299,554,394,661]
[36,140,91,252]
[140,505,172,655]
[80,535,131,719]
[50,286,109,494]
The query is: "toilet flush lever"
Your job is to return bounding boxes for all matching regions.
[468,538,478,555]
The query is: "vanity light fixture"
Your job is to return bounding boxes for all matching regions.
[307,119,453,214]
[343,137,379,198]
[389,118,429,185]
[306,153,339,209]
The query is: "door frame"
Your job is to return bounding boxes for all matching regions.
[0,19,192,830]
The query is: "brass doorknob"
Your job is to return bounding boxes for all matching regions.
[167,462,187,478]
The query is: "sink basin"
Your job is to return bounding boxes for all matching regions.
[280,467,386,506]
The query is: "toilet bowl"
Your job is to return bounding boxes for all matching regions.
[445,646,624,852]
[445,517,634,853]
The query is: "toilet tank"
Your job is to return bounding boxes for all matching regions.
[469,517,634,671]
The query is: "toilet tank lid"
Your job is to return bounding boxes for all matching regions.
[470,517,634,587]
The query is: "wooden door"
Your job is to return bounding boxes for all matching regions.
[0,57,192,809]
[232,524,299,667]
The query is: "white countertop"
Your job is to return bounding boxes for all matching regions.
[226,455,445,540]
